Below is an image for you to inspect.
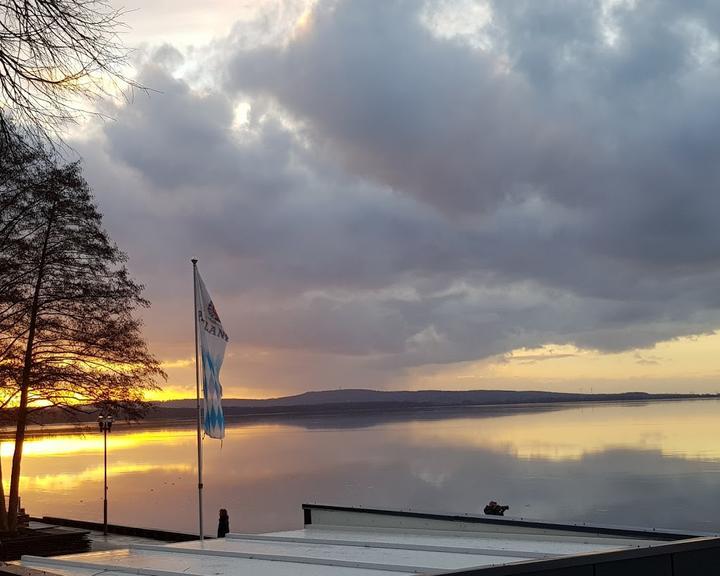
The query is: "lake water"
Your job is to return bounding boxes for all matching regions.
[4,399,720,536]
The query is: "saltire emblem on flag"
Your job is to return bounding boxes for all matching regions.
[195,270,229,439]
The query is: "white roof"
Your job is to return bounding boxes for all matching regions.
[18,505,699,576]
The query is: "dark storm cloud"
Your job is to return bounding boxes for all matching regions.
[78,0,720,389]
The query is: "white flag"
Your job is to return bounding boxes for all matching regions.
[195,270,228,439]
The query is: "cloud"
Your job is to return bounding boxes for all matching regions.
[225,1,580,215]
[70,0,720,394]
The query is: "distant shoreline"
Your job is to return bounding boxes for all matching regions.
[3,393,717,440]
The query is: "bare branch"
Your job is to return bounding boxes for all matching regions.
[0,0,143,150]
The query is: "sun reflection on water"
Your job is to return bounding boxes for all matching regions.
[13,463,193,491]
[0,429,196,458]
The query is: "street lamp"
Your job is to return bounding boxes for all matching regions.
[98,414,113,535]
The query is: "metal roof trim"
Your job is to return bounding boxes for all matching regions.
[302,503,714,541]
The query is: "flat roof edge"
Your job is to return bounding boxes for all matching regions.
[430,535,720,575]
[302,503,713,541]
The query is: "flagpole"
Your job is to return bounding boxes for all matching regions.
[192,258,204,542]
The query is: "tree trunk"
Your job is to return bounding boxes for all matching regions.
[7,201,54,533]
[7,382,30,532]
[0,443,7,532]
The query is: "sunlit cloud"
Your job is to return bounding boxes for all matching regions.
[161,358,194,369]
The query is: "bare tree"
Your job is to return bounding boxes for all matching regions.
[0,141,47,365]
[0,148,165,532]
[0,0,137,148]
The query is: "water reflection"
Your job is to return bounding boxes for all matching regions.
[0,429,195,457]
[2,399,720,534]
[399,399,720,460]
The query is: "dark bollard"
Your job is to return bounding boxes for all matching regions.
[217,508,230,537]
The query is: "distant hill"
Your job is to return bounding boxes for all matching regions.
[155,388,716,411]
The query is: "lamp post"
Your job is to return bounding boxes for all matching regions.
[98,414,113,535]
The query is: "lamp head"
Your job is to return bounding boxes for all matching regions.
[98,414,114,432]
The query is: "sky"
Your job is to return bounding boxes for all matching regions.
[67,0,720,399]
